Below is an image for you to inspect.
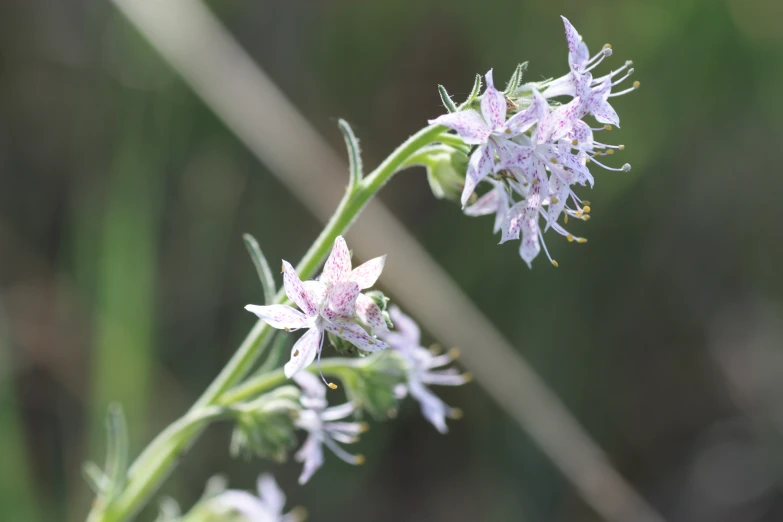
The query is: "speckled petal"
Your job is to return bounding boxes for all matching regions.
[321,236,351,285]
[284,327,321,378]
[349,255,385,289]
[244,304,309,330]
[356,293,388,333]
[282,260,318,316]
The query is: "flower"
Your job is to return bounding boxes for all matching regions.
[429,70,541,207]
[292,372,367,484]
[381,306,470,434]
[245,236,389,382]
[208,474,303,522]
[447,16,637,267]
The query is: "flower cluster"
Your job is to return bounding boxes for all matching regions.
[431,16,638,267]
[245,236,390,383]
[382,307,471,433]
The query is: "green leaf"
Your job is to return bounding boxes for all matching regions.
[504,62,529,95]
[104,403,129,499]
[460,74,482,108]
[437,85,458,113]
[338,119,363,189]
[243,233,276,305]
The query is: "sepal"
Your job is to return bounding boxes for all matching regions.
[230,386,301,462]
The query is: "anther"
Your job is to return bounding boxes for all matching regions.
[551,260,560,268]
[449,408,464,420]
[358,422,370,433]
[603,43,612,50]
[355,455,366,465]
[550,157,558,164]
[576,238,588,243]
[462,372,473,382]
[633,80,640,88]
[551,197,560,204]
[582,200,591,205]
[567,235,574,242]
[583,205,591,213]
[604,125,612,131]
[603,48,613,57]
[564,215,569,224]
[284,327,290,332]
[622,163,632,172]
[626,60,633,66]
[572,139,579,146]
[294,349,300,356]
[583,214,591,221]
[607,149,614,155]
[448,347,461,359]
[619,144,625,150]
[328,382,338,390]
[338,327,343,334]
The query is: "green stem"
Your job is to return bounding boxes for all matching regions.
[95,124,444,522]
[218,357,360,406]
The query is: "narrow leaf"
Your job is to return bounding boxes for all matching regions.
[103,403,129,499]
[437,85,458,113]
[338,119,363,189]
[243,233,276,305]
[460,74,482,108]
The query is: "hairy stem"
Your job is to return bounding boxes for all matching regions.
[93,124,444,522]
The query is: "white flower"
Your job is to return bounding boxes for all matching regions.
[429,70,541,207]
[463,178,512,234]
[292,372,367,484]
[208,474,302,522]
[245,236,388,382]
[382,306,470,434]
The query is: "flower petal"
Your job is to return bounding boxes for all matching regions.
[244,304,309,330]
[505,88,548,135]
[461,144,494,207]
[256,474,286,516]
[282,260,318,316]
[500,201,525,243]
[428,110,490,145]
[356,293,388,334]
[324,322,388,353]
[293,370,326,400]
[295,434,324,485]
[463,183,500,217]
[302,280,328,308]
[349,255,385,289]
[322,282,360,322]
[561,16,590,71]
[387,305,420,345]
[519,211,541,268]
[284,327,321,378]
[408,379,450,434]
[321,236,351,285]
[480,69,507,131]
[321,402,356,422]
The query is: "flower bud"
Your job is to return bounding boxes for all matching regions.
[426,149,468,202]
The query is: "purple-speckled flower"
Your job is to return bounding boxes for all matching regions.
[245,236,388,381]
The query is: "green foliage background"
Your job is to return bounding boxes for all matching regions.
[2,0,783,520]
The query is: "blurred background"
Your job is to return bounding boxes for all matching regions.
[2,0,783,521]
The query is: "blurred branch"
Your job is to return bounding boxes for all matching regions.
[110,1,666,521]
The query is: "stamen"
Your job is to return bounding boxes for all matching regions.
[448,347,461,359]
[588,155,631,172]
[538,228,556,267]
[604,125,613,131]
[619,144,625,150]
[567,234,574,242]
[576,238,588,243]
[609,80,641,98]
[462,372,473,382]
[584,50,610,73]
[572,139,579,146]
[315,330,334,388]
[551,260,560,267]
[449,408,464,420]
[583,205,591,213]
[611,69,634,87]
